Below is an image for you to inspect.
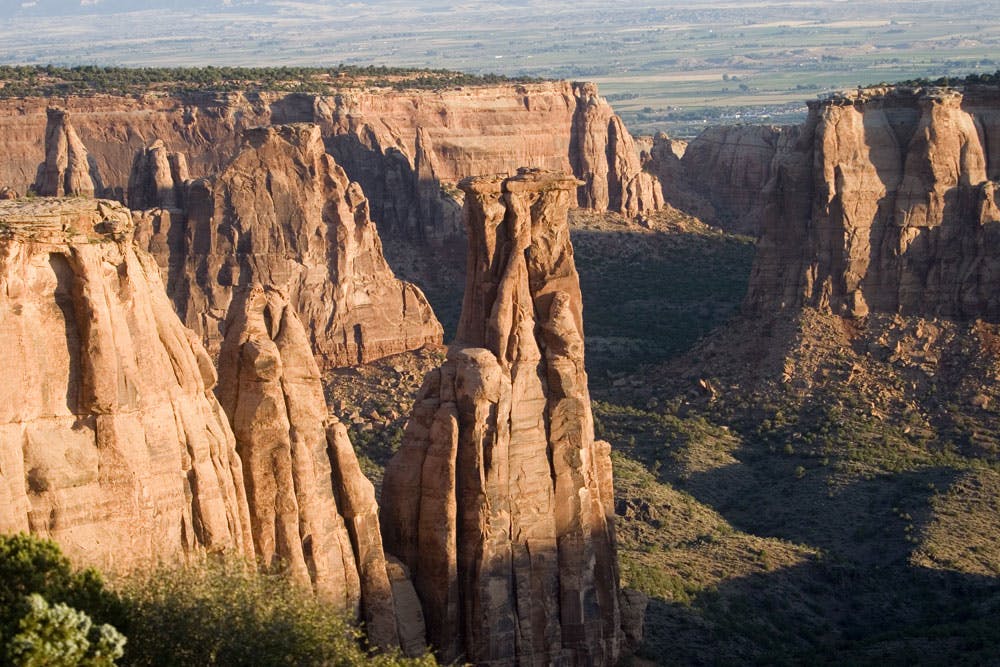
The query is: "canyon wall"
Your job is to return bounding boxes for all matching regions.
[747,86,1000,321]
[132,123,442,366]
[0,198,254,570]
[380,169,621,665]
[0,82,661,241]
[650,125,782,235]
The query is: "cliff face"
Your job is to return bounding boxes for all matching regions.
[748,86,1000,320]
[651,125,782,235]
[0,83,660,242]
[216,284,419,651]
[0,198,254,570]
[380,169,621,665]
[133,124,443,367]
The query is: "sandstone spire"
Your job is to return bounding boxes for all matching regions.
[570,82,662,217]
[381,168,621,665]
[216,284,426,652]
[128,139,189,210]
[33,108,103,197]
[0,197,253,570]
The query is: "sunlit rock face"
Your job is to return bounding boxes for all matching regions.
[0,197,253,570]
[381,169,622,666]
[131,123,443,366]
[748,86,1000,321]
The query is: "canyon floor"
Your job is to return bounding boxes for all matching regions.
[329,209,1000,665]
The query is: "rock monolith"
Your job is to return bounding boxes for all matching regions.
[381,168,621,665]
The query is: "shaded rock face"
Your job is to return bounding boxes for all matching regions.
[748,87,1000,321]
[570,82,663,218]
[651,125,783,235]
[32,108,104,197]
[381,169,621,665]
[216,284,414,651]
[0,84,660,244]
[134,124,443,367]
[0,198,254,570]
[127,139,189,210]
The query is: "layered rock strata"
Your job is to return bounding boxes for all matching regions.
[216,284,418,651]
[381,169,621,665]
[747,86,1000,320]
[0,198,254,570]
[133,124,443,366]
[0,83,661,243]
[32,108,103,197]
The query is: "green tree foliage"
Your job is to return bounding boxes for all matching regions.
[6,594,125,667]
[0,65,543,98]
[0,534,125,666]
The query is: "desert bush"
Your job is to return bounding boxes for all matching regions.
[115,556,435,667]
[0,534,125,666]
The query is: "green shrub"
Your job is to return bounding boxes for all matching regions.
[6,593,125,667]
[115,556,435,667]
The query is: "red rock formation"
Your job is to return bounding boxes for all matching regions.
[381,169,621,665]
[0,83,662,242]
[32,108,103,197]
[748,86,1000,320]
[134,123,443,367]
[216,284,414,650]
[651,125,782,235]
[0,198,254,570]
[127,139,189,210]
[570,82,663,217]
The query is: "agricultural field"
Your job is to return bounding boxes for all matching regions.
[1,1,998,135]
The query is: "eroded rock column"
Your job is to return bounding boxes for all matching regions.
[381,168,621,666]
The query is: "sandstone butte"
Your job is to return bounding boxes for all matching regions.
[0,81,662,242]
[381,168,624,666]
[0,196,426,654]
[745,85,1000,320]
[130,123,443,366]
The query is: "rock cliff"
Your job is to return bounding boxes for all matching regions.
[133,124,443,366]
[0,198,254,570]
[127,139,189,210]
[747,86,1000,320]
[650,125,782,235]
[380,169,621,665]
[32,108,104,198]
[0,83,661,242]
[216,284,420,651]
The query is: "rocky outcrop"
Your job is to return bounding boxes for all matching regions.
[32,108,103,197]
[0,197,254,571]
[381,169,621,665]
[0,83,661,243]
[216,284,417,650]
[570,82,663,217]
[747,86,1000,321]
[127,139,189,210]
[135,123,443,366]
[650,126,782,235]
